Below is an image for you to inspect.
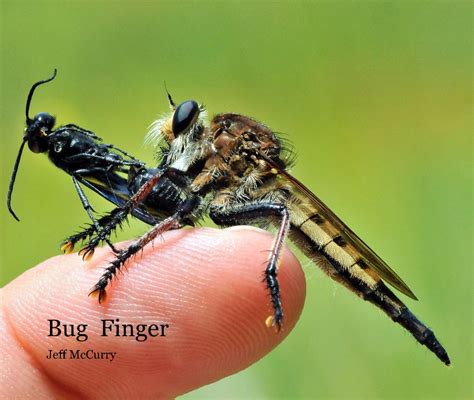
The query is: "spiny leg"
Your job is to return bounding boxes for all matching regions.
[210,202,290,331]
[79,169,166,258]
[61,212,119,255]
[102,143,142,162]
[90,211,188,303]
[62,124,101,139]
[65,153,142,168]
[63,176,118,256]
[63,125,142,163]
[62,161,143,255]
[61,165,124,253]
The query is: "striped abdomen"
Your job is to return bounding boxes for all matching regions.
[287,198,450,366]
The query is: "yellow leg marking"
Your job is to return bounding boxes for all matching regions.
[88,288,106,303]
[60,241,74,254]
[265,315,274,328]
[78,248,94,262]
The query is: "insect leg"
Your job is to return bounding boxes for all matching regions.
[80,169,165,257]
[90,197,199,303]
[65,154,142,168]
[101,143,142,162]
[59,125,141,163]
[61,212,117,254]
[68,176,119,256]
[210,202,290,331]
[62,124,102,140]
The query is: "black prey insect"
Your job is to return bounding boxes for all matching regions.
[7,70,187,257]
[8,71,450,366]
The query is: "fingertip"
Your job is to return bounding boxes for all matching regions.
[2,227,306,398]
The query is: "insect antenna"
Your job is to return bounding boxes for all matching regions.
[25,68,57,122]
[7,69,58,221]
[7,140,27,221]
[163,81,176,109]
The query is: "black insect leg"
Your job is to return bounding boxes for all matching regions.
[63,125,141,165]
[80,169,165,258]
[210,202,290,331]
[61,213,118,255]
[90,197,199,303]
[101,143,141,162]
[59,126,141,163]
[66,153,141,167]
[62,124,101,140]
[63,176,118,256]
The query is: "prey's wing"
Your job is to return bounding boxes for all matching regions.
[77,173,158,225]
[265,157,417,300]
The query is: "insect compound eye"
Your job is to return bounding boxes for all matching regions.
[34,112,56,131]
[172,100,200,136]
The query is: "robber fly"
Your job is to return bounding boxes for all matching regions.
[7,70,188,256]
[74,92,450,366]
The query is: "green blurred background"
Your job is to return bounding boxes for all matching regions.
[1,1,472,399]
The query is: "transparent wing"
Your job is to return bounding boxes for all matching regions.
[264,156,417,300]
[77,173,158,225]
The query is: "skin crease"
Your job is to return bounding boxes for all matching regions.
[0,227,305,399]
